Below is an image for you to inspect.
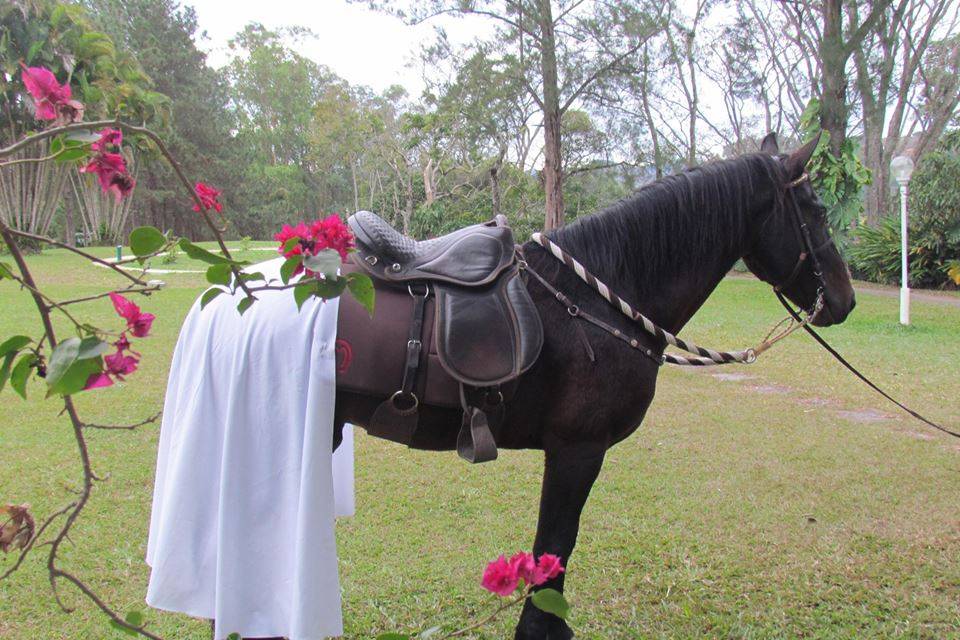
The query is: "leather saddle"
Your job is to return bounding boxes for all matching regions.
[336,211,544,462]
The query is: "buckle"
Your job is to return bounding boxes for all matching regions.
[407,282,430,297]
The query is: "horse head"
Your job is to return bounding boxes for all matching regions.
[743,132,856,327]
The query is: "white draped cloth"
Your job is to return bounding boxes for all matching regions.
[146,258,353,639]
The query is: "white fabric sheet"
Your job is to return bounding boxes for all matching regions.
[146,258,352,639]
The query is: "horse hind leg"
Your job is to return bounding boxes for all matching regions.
[515,442,606,640]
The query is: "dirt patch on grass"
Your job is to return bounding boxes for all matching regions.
[796,396,841,408]
[711,372,755,382]
[835,408,894,423]
[743,383,792,394]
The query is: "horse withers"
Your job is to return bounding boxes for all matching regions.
[328,133,855,640]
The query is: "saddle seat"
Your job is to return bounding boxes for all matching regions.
[348,210,515,286]
[342,211,544,464]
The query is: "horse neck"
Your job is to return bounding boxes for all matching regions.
[564,166,777,335]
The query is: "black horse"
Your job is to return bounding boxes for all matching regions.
[328,133,856,640]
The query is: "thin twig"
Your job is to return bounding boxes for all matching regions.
[0,144,90,168]
[445,587,532,638]
[59,285,163,308]
[83,411,162,431]
[5,227,149,286]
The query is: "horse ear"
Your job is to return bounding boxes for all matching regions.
[785,132,822,178]
[760,132,779,154]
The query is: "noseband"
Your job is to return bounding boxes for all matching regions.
[771,172,829,316]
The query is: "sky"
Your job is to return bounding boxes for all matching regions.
[190,0,487,97]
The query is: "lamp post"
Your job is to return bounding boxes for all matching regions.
[890,155,915,325]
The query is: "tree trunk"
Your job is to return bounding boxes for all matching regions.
[861,117,886,226]
[64,194,75,247]
[819,0,848,157]
[422,157,436,207]
[538,0,565,230]
[640,48,663,179]
[403,176,414,235]
[351,161,359,213]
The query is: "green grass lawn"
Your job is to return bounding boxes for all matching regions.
[1,245,959,639]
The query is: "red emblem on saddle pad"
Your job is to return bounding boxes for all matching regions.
[335,339,353,374]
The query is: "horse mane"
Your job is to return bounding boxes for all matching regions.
[549,153,786,293]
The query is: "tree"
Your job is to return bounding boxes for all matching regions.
[852,0,960,224]
[86,0,238,239]
[366,0,663,230]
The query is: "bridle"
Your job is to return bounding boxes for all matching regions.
[766,171,831,318]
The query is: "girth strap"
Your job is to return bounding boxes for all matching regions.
[368,283,430,443]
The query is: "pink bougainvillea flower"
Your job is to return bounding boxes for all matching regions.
[109,292,155,337]
[481,555,521,597]
[309,214,355,261]
[80,152,135,201]
[274,214,355,277]
[19,63,83,124]
[510,552,537,585]
[104,349,139,377]
[532,554,565,584]
[83,345,140,390]
[193,182,223,213]
[91,128,122,152]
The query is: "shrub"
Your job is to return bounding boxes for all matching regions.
[849,216,959,288]
[849,130,960,288]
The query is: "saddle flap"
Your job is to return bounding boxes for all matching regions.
[434,268,543,387]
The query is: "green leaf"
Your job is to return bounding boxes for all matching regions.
[45,337,82,388]
[293,281,316,311]
[76,336,109,360]
[109,619,138,636]
[206,263,233,286]
[315,276,347,300]
[240,271,265,282]
[49,136,64,156]
[178,239,231,265]
[200,288,224,309]
[48,357,102,397]
[226,634,241,640]
[280,255,302,284]
[282,237,300,254]
[10,353,37,399]
[54,146,89,163]
[302,249,342,278]
[129,226,167,258]
[346,272,375,317]
[0,352,15,392]
[375,634,411,640]
[237,296,254,315]
[0,260,15,279]
[124,609,144,627]
[0,335,31,357]
[530,588,570,619]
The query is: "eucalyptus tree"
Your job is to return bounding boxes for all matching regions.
[853,0,960,224]
[363,0,664,230]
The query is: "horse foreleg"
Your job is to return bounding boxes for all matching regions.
[514,442,606,640]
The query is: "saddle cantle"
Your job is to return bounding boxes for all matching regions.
[337,211,544,463]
